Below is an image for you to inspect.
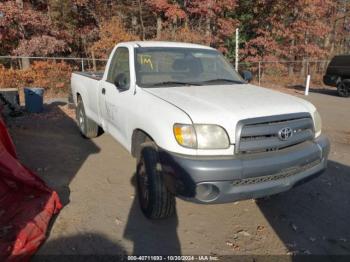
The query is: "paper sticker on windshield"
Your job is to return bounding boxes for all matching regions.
[140,55,154,70]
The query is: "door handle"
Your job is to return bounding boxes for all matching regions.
[102,88,106,95]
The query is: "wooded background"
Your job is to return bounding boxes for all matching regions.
[1,0,349,60]
[0,0,349,93]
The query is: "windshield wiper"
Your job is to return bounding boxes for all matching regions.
[145,81,202,87]
[199,79,245,84]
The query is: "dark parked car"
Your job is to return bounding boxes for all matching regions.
[323,55,350,97]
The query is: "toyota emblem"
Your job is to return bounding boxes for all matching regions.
[278,127,293,141]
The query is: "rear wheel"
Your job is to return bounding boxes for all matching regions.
[337,80,350,97]
[76,97,99,138]
[136,142,175,219]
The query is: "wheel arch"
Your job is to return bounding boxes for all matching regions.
[342,78,350,84]
[131,129,155,158]
[76,92,82,101]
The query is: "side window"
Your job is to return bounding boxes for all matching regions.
[107,47,130,86]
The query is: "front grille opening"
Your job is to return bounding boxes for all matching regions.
[239,144,300,154]
[246,116,307,127]
[240,134,277,141]
[237,115,315,154]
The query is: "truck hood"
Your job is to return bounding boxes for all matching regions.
[145,84,314,142]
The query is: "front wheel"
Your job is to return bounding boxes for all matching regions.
[76,97,99,138]
[136,142,175,219]
[337,80,350,97]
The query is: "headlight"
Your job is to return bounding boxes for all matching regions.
[173,124,230,149]
[313,110,322,137]
[195,124,230,149]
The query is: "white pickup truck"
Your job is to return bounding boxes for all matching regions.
[71,41,330,219]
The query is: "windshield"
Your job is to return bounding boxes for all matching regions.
[134,47,244,87]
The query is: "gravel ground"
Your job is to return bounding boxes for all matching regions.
[6,88,350,259]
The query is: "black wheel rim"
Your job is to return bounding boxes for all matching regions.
[338,82,349,97]
[137,159,149,209]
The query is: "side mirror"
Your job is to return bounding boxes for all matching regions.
[240,70,253,82]
[114,73,129,91]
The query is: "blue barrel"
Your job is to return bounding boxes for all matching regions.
[24,87,44,113]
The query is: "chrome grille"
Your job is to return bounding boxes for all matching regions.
[236,113,314,154]
[232,159,321,186]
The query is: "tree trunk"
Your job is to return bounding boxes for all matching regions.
[132,15,138,35]
[138,0,145,40]
[184,17,188,29]
[21,58,30,70]
[300,58,306,78]
[330,16,338,56]
[172,17,177,39]
[288,39,295,76]
[288,63,294,77]
[205,16,211,38]
[91,51,97,71]
[16,0,28,70]
[156,17,162,39]
[301,29,309,77]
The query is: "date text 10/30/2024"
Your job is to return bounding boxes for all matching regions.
[127,256,219,261]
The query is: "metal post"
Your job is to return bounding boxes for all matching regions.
[305,75,311,96]
[81,59,84,72]
[235,28,239,71]
[258,61,261,86]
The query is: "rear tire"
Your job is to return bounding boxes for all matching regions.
[76,97,99,138]
[136,142,175,219]
[337,80,350,97]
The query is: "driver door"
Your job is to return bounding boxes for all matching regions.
[99,47,131,143]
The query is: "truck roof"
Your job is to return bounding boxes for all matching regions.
[123,41,215,50]
[329,54,350,67]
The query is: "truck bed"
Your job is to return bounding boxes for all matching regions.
[71,71,103,124]
[74,71,104,81]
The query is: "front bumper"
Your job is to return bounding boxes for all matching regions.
[159,135,330,204]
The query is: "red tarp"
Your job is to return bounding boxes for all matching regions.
[0,116,62,261]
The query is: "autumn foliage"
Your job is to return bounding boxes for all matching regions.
[1,0,347,60]
[0,1,69,56]
[90,17,139,58]
[1,0,348,60]
[0,0,349,92]
[0,61,72,92]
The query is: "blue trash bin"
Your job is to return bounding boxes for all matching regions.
[24,87,44,113]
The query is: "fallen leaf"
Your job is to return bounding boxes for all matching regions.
[226,240,233,247]
[235,229,251,237]
[257,225,265,232]
[115,217,122,225]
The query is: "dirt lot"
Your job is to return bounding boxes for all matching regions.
[6,88,350,259]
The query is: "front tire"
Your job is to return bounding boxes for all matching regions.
[136,142,175,219]
[337,80,350,97]
[76,97,99,138]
